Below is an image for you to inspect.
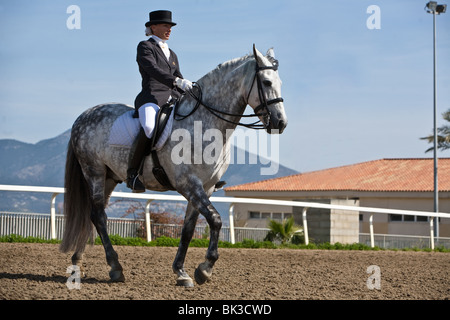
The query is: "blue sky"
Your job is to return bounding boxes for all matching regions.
[0,0,449,173]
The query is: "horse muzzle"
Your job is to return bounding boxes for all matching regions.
[266,115,287,134]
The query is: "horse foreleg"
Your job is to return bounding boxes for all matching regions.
[182,184,222,285]
[172,203,199,287]
[90,204,125,282]
[175,177,222,286]
[194,202,222,285]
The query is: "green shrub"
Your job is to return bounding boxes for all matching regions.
[155,236,179,247]
[0,234,60,244]
[0,234,448,252]
[189,238,210,247]
[218,240,234,248]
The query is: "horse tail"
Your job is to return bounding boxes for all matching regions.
[60,137,94,253]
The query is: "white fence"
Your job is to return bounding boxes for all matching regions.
[0,211,271,243]
[359,233,450,250]
[0,212,143,240]
[1,184,450,249]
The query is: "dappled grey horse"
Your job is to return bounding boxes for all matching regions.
[60,45,288,287]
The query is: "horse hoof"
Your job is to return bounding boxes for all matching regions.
[194,267,211,285]
[109,270,125,282]
[176,277,194,288]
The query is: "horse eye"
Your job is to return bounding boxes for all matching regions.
[263,80,272,87]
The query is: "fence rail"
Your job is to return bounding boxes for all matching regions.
[0,212,269,243]
[2,211,450,249]
[359,233,450,249]
[1,184,450,249]
[0,212,143,240]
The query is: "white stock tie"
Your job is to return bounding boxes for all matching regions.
[159,42,170,60]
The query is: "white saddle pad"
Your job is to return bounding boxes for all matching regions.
[108,109,174,151]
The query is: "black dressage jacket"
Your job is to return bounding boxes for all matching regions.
[134,38,183,116]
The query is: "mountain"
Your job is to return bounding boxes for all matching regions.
[0,130,70,187]
[0,130,298,219]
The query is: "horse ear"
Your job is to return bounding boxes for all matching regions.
[266,48,275,59]
[253,44,264,66]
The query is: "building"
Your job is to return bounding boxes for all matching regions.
[224,158,450,244]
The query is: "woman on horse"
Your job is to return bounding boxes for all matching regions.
[127,10,193,192]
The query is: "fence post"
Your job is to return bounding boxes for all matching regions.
[302,207,309,245]
[430,217,435,250]
[50,193,59,239]
[145,200,153,242]
[369,214,375,248]
[229,204,235,244]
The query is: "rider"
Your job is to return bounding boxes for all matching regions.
[127,10,193,192]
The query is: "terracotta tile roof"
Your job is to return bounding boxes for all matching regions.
[225,158,450,193]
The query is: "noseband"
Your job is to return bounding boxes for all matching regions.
[175,57,284,130]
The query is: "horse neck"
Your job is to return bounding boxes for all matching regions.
[192,56,255,131]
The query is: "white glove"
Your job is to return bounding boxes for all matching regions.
[174,77,193,92]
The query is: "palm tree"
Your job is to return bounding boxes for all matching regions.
[421,109,450,152]
[264,217,304,245]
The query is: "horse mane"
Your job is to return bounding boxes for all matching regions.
[196,49,277,86]
[196,53,254,85]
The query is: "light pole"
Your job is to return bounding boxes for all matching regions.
[425,1,446,239]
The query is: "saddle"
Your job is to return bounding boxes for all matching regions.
[133,99,227,192]
[134,101,176,190]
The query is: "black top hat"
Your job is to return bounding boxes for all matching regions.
[145,10,177,27]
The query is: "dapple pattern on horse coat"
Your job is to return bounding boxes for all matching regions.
[60,46,287,287]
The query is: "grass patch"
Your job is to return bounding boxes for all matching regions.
[0,234,61,244]
[1,234,448,252]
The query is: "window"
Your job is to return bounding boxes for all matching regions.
[248,211,292,220]
[416,216,428,222]
[249,211,260,219]
[272,213,282,220]
[389,214,429,222]
[389,214,402,222]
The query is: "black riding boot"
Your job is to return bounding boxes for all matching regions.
[127,128,148,193]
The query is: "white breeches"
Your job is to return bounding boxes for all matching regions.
[138,102,160,138]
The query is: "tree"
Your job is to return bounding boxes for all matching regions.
[421,109,450,153]
[108,199,188,224]
[264,217,304,245]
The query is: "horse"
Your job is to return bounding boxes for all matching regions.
[60,45,288,287]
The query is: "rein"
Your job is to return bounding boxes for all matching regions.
[174,57,283,130]
[176,83,266,129]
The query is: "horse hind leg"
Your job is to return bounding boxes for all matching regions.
[91,204,125,282]
[90,175,125,282]
[70,248,87,279]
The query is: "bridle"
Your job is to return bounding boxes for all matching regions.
[175,54,284,130]
[245,56,284,129]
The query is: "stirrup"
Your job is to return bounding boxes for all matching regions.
[127,174,145,193]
